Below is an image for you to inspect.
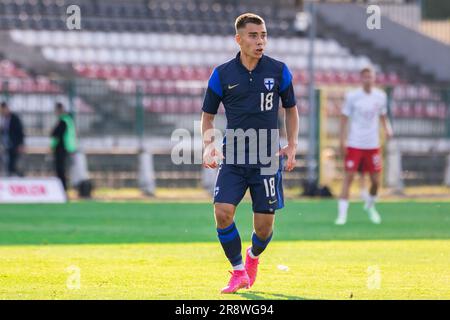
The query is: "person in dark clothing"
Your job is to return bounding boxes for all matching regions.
[50,103,77,190]
[0,102,25,176]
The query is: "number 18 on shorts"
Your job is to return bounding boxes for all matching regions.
[213,164,284,214]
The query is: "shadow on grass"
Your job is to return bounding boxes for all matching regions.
[236,290,312,300]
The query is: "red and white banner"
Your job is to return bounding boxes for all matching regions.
[0,178,66,203]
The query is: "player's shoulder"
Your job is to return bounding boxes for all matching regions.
[214,57,237,74]
[345,87,362,99]
[372,87,387,99]
[262,54,288,73]
[208,58,237,89]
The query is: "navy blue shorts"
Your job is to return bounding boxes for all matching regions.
[213,163,284,214]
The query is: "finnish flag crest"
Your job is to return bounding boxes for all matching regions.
[264,78,274,91]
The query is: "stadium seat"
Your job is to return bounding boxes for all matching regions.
[3,0,445,147]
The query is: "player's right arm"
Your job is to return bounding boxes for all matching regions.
[339,115,348,157]
[201,68,224,169]
[201,111,223,168]
[340,91,352,157]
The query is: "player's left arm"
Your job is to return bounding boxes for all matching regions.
[380,92,393,140]
[282,106,299,171]
[380,114,393,140]
[278,64,299,171]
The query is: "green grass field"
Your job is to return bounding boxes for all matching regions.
[0,200,449,299]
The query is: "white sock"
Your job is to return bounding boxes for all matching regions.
[360,189,369,202]
[338,199,349,219]
[365,195,377,209]
[233,263,245,271]
[248,248,258,259]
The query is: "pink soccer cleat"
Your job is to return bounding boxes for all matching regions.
[220,270,250,294]
[245,246,259,288]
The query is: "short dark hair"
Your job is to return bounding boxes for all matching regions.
[360,66,374,74]
[55,102,64,111]
[235,13,265,33]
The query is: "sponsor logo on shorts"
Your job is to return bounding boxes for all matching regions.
[373,154,381,166]
[346,160,354,168]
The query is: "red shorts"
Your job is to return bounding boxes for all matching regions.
[344,147,382,173]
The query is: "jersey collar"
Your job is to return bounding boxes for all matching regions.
[235,52,264,74]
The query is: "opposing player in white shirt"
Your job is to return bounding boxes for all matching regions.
[336,67,393,225]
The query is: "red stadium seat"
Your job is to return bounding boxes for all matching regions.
[179,97,193,113]
[156,66,170,80]
[143,65,157,79]
[129,65,144,80]
[161,80,174,95]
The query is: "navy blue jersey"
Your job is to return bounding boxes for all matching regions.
[202,52,296,167]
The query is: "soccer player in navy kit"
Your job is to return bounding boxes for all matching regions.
[201,13,299,293]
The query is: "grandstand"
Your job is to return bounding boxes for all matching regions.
[0,0,449,192]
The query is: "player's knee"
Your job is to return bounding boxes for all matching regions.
[340,187,350,198]
[346,173,355,184]
[254,225,273,240]
[214,205,234,228]
[370,179,379,189]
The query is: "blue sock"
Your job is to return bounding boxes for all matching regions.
[217,222,243,267]
[251,231,273,257]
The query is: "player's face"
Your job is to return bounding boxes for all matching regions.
[361,70,375,88]
[0,107,8,116]
[236,23,267,59]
